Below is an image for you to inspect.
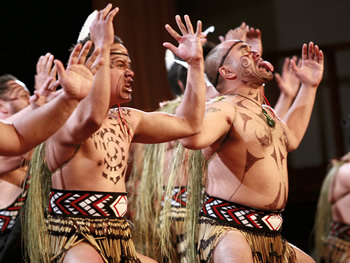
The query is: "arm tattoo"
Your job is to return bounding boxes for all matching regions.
[206,107,221,113]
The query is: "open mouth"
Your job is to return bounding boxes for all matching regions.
[258,60,274,73]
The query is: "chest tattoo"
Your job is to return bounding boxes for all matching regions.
[265,183,288,210]
[92,123,128,185]
[239,112,252,132]
[120,107,131,117]
[244,150,264,176]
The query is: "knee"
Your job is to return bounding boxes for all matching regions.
[63,242,104,263]
[213,231,253,263]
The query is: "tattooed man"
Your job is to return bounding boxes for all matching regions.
[180,39,324,262]
[25,4,206,263]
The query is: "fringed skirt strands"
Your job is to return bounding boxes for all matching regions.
[321,221,350,263]
[197,193,296,263]
[46,189,140,263]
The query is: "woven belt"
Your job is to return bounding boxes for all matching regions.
[200,193,283,234]
[48,188,128,219]
[330,221,350,242]
[161,186,188,208]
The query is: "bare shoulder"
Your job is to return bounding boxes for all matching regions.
[337,162,350,187]
[205,96,237,124]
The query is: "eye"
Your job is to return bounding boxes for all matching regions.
[242,48,250,55]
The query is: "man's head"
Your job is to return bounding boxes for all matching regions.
[167,62,188,96]
[75,35,135,105]
[205,40,273,91]
[0,74,30,119]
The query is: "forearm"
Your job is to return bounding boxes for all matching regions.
[6,93,79,155]
[175,59,206,134]
[76,47,111,126]
[274,93,294,119]
[283,85,317,150]
[0,155,25,173]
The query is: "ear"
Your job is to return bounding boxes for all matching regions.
[218,66,237,81]
[0,100,9,117]
[177,79,185,93]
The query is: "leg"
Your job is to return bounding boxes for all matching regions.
[290,243,315,263]
[63,242,104,263]
[137,253,158,263]
[213,230,253,263]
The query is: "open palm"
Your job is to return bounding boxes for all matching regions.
[292,42,324,87]
[164,15,203,65]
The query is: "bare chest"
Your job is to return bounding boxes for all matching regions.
[87,117,132,185]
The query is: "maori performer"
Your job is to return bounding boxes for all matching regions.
[180,39,324,262]
[25,4,206,263]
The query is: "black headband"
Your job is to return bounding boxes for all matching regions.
[213,40,243,88]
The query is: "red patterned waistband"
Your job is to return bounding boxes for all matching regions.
[161,186,188,208]
[48,188,128,219]
[200,193,283,234]
[330,221,350,241]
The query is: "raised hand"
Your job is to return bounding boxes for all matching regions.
[163,15,203,65]
[246,26,262,55]
[89,4,119,48]
[34,52,57,91]
[219,22,248,43]
[219,22,263,54]
[54,40,104,101]
[291,42,324,88]
[275,56,301,99]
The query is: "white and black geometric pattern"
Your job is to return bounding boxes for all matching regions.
[161,186,188,208]
[0,179,29,233]
[49,189,128,219]
[201,194,283,234]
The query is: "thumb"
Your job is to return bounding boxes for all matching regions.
[274,73,282,85]
[290,59,299,74]
[54,59,65,81]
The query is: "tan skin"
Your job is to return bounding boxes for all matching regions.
[330,158,350,225]
[181,40,324,263]
[0,78,48,209]
[45,4,205,263]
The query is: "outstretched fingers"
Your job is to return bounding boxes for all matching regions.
[184,15,194,35]
[308,42,315,60]
[195,20,202,37]
[53,59,66,84]
[314,45,324,64]
[106,7,119,22]
[68,44,82,67]
[175,15,189,36]
[301,43,308,61]
[165,23,182,43]
[77,41,92,65]
[100,3,113,20]
[86,47,104,75]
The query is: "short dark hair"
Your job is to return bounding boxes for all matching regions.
[0,74,18,99]
[167,62,187,96]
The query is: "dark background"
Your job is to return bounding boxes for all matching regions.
[1,0,350,259]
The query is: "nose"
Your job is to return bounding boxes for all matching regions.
[125,67,134,78]
[251,50,261,60]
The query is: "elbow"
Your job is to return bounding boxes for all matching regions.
[188,121,203,136]
[287,137,301,152]
[180,136,202,150]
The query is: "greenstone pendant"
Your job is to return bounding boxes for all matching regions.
[262,108,275,127]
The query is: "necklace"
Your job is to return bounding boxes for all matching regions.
[226,93,275,127]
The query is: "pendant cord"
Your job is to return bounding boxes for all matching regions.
[225,93,275,127]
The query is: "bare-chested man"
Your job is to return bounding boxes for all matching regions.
[180,39,324,262]
[0,53,61,262]
[25,4,206,263]
[314,151,350,262]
